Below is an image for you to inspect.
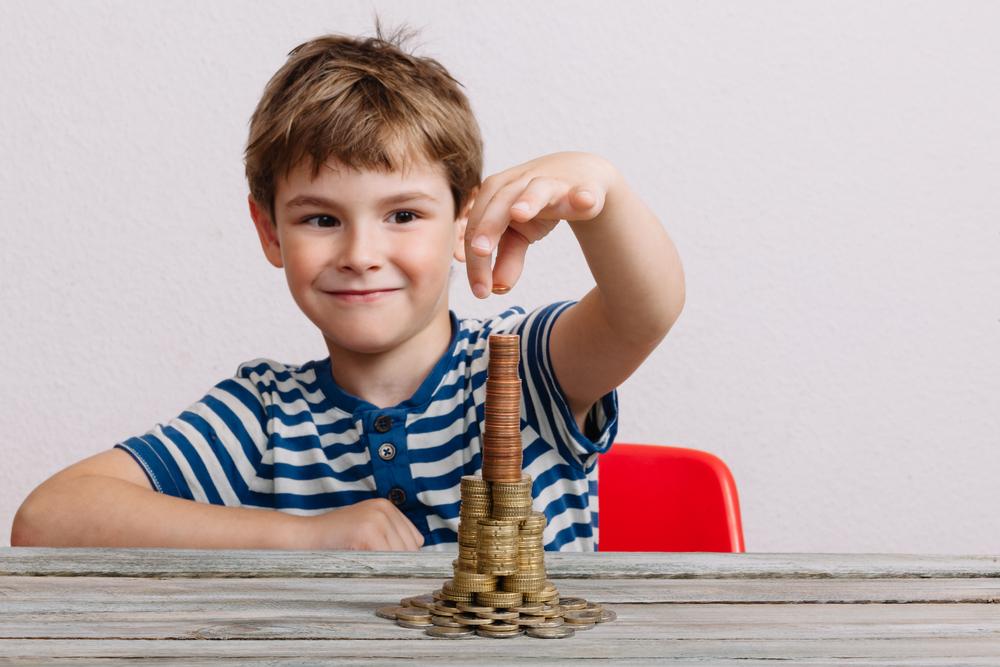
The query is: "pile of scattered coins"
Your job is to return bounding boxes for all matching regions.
[377,592,616,639]
[374,334,616,639]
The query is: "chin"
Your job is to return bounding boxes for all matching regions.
[321,326,404,356]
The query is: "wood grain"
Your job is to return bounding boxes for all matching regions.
[2,548,998,664]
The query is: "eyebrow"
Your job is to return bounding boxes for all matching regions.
[283,191,440,210]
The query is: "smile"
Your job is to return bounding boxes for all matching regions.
[323,289,401,304]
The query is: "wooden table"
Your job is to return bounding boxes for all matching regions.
[1,548,999,664]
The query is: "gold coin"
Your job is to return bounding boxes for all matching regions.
[425,626,476,639]
[526,625,576,639]
[535,617,565,628]
[395,609,432,623]
[510,603,545,614]
[375,605,410,620]
[431,614,464,628]
[559,597,588,610]
[432,604,458,616]
[476,627,523,638]
[483,622,520,632]
[515,614,546,627]
[403,594,435,609]
[453,612,494,626]
[564,609,602,623]
[475,609,520,621]
[396,618,433,629]
[598,608,618,623]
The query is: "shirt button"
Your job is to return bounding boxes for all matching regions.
[377,443,397,461]
[388,487,406,506]
[374,415,393,433]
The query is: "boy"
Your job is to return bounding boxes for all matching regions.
[11,24,684,552]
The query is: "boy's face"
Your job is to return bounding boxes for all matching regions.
[249,157,472,357]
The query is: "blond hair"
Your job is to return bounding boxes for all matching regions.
[244,18,483,221]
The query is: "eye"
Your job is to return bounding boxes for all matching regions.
[390,210,419,224]
[303,214,339,228]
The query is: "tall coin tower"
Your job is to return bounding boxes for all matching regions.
[378,334,615,638]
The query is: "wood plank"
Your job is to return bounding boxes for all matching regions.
[3,548,1000,579]
[2,637,1000,664]
[3,575,1000,607]
[2,585,999,641]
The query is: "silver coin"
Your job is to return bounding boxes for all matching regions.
[527,625,576,639]
[426,626,476,639]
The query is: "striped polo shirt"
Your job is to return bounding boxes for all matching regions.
[115,302,619,551]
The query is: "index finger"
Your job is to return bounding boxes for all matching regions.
[465,178,529,298]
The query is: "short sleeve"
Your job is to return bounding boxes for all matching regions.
[114,366,271,506]
[509,301,619,466]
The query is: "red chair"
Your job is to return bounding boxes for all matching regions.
[598,443,745,552]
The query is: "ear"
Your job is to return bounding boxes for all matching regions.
[248,194,284,268]
[452,187,478,263]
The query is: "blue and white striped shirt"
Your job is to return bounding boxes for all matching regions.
[116,302,618,551]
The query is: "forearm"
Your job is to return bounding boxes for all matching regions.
[11,475,307,549]
[568,171,685,345]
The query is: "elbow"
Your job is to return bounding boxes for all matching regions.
[10,499,40,546]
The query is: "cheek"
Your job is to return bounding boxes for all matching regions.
[280,236,325,287]
[402,235,455,284]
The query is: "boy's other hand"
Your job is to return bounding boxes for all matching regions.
[301,498,424,551]
[464,151,618,298]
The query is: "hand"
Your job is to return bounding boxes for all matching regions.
[464,151,618,298]
[299,498,424,551]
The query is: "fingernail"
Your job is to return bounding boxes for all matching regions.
[472,282,489,298]
[492,283,511,295]
[512,201,530,212]
[471,235,491,251]
[577,190,593,200]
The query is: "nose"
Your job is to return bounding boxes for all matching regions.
[338,222,383,274]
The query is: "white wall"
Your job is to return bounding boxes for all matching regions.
[2,0,997,553]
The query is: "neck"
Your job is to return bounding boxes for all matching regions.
[324,310,453,409]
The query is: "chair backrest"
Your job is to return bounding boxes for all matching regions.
[597,443,745,552]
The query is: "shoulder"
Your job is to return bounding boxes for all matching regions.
[231,357,328,400]
[455,306,526,338]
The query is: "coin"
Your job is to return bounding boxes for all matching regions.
[598,608,617,623]
[515,614,546,627]
[559,597,588,610]
[563,609,602,623]
[453,612,494,626]
[395,609,432,623]
[476,627,524,638]
[375,605,410,620]
[431,614,464,628]
[425,626,476,639]
[403,594,435,609]
[527,625,576,639]
[396,619,433,629]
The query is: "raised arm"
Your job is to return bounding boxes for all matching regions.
[463,151,685,427]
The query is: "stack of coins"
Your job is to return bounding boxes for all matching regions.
[373,334,617,638]
[456,476,490,572]
[502,511,547,594]
[476,518,519,576]
[491,479,533,520]
[481,334,522,482]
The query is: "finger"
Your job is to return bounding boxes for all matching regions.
[404,514,424,549]
[387,504,423,551]
[464,177,531,298]
[508,176,565,224]
[490,227,530,294]
[382,519,409,551]
[567,185,605,220]
[520,183,604,223]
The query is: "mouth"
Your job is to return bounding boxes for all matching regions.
[323,288,401,303]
